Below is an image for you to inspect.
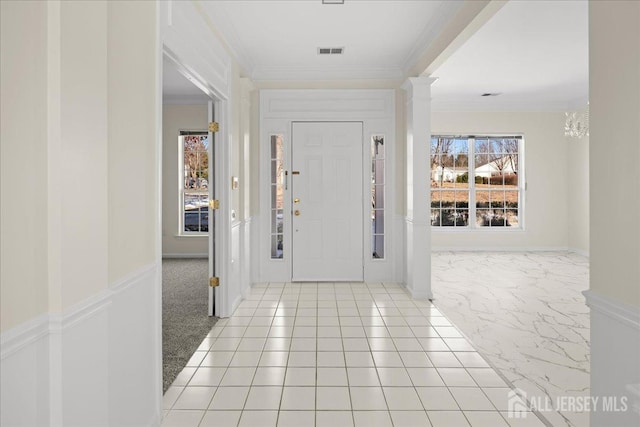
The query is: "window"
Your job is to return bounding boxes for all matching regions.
[430,135,523,229]
[371,135,385,258]
[180,132,209,234]
[270,134,284,259]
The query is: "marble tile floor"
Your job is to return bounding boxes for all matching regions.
[432,251,590,427]
[162,281,547,427]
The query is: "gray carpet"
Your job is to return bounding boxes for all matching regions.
[162,258,217,392]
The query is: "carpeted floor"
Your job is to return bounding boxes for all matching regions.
[162,258,217,393]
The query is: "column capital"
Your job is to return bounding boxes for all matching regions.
[402,76,438,92]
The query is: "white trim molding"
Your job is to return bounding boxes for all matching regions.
[584,290,640,331]
[402,77,437,301]
[163,253,208,259]
[584,290,640,427]
[432,246,572,253]
[0,262,161,427]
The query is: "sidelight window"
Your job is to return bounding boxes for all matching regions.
[270,134,284,258]
[371,135,385,258]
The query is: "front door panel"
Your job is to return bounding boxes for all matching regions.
[291,122,363,281]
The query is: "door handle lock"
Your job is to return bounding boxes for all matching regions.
[294,210,300,216]
[294,198,300,204]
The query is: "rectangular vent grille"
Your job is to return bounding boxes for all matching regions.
[318,47,344,55]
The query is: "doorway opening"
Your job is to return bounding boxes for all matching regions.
[161,54,219,391]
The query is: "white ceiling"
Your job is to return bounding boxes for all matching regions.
[199,0,463,80]
[431,0,589,112]
[163,0,589,112]
[163,56,210,104]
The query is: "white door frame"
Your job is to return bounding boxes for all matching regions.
[160,0,235,319]
[162,50,228,317]
[258,89,399,283]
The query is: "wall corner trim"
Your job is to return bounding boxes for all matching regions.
[583,290,640,331]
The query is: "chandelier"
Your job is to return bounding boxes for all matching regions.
[565,104,589,139]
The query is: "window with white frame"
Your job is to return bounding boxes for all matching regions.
[180,131,209,234]
[430,135,523,228]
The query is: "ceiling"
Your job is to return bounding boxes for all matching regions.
[163,56,210,104]
[199,0,463,80]
[162,0,589,112]
[431,0,589,111]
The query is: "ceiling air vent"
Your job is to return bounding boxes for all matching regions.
[318,47,344,55]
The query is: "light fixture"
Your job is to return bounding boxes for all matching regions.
[565,104,589,139]
[322,0,344,4]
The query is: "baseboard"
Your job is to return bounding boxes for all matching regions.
[406,286,433,300]
[0,261,162,427]
[432,246,571,252]
[569,248,590,258]
[162,252,207,259]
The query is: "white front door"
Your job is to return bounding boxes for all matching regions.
[291,122,363,281]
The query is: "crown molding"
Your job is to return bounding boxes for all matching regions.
[251,65,404,82]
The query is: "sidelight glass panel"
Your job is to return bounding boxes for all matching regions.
[371,135,385,259]
[270,134,284,259]
[372,235,384,259]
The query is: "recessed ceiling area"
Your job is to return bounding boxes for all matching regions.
[189,0,588,111]
[163,56,210,104]
[199,0,463,81]
[430,0,589,112]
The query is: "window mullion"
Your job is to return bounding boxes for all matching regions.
[469,137,476,229]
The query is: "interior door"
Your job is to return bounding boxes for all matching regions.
[207,101,217,316]
[291,122,363,281]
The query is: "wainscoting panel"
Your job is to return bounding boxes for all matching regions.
[585,290,640,426]
[0,315,51,427]
[0,262,161,427]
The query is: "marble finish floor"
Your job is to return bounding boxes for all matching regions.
[162,282,546,427]
[432,252,590,427]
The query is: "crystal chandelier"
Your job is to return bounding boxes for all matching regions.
[565,104,589,139]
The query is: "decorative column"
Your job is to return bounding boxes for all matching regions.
[403,77,436,299]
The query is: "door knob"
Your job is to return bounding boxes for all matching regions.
[294,210,300,216]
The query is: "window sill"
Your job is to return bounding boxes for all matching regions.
[431,227,525,233]
[175,233,209,238]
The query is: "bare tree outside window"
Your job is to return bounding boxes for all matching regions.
[183,135,209,190]
[430,137,454,186]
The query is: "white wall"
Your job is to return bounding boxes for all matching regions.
[589,1,640,310]
[587,2,640,426]
[567,135,589,256]
[0,0,50,332]
[1,1,161,425]
[162,104,209,257]
[431,111,571,250]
